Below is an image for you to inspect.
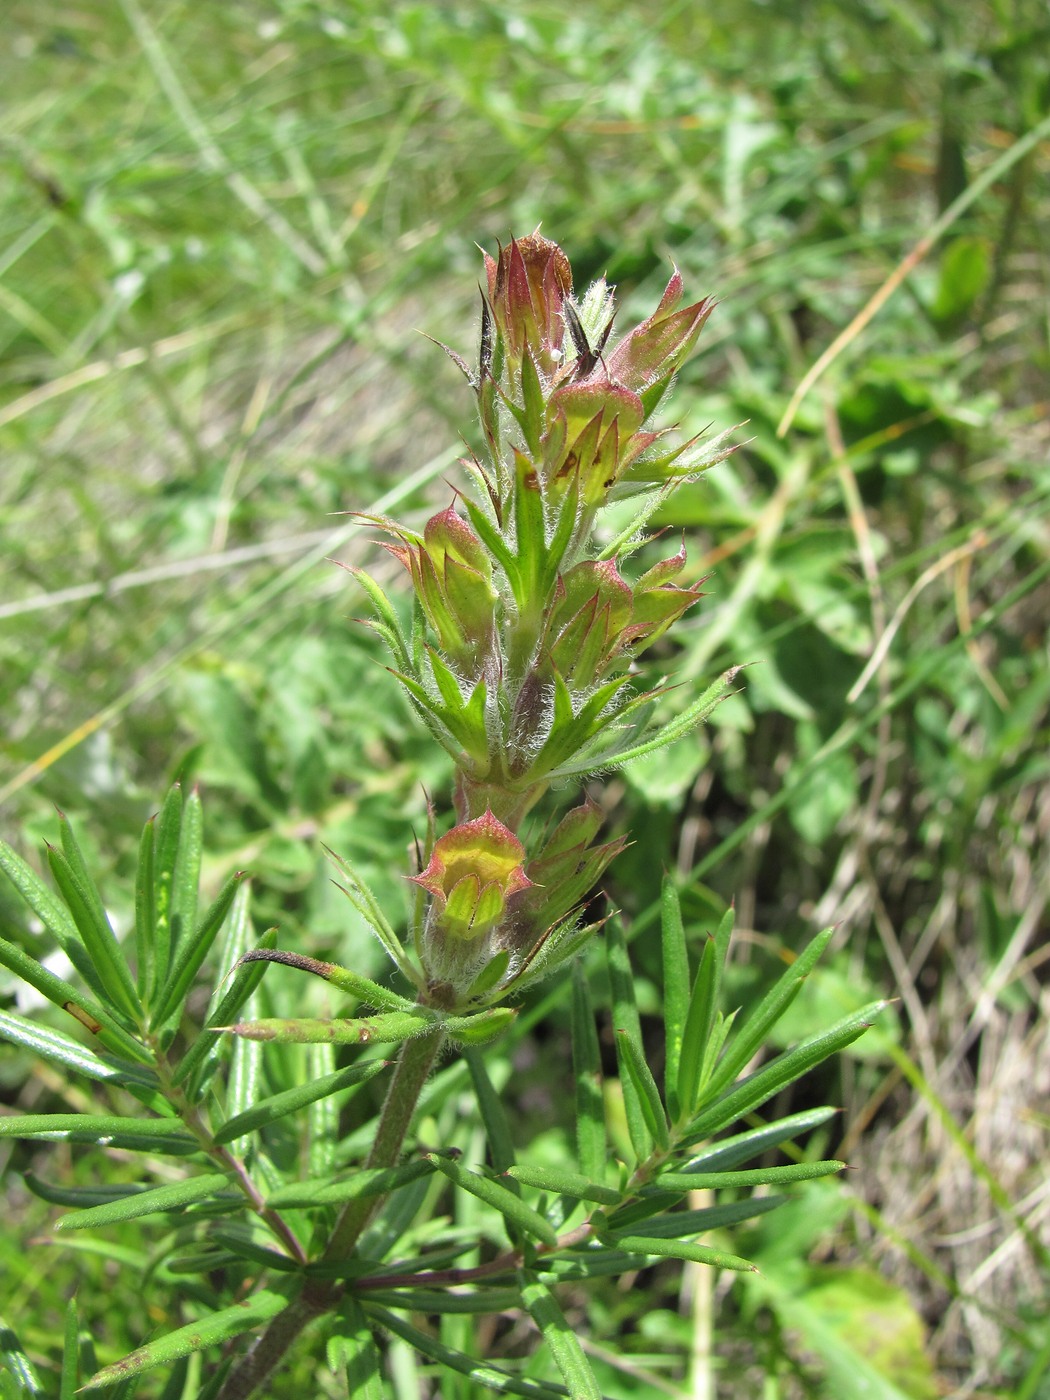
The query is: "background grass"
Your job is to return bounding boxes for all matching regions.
[1,0,1048,1396]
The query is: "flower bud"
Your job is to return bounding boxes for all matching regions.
[484,233,572,376]
[543,379,646,504]
[543,559,633,687]
[383,506,498,673]
[411,810,532,944]
[518,801,627,931]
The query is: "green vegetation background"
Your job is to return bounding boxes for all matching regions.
[1,1,1047,1396]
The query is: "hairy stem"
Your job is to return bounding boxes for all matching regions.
[217,1025,445,1400]
[323,1025,446,1260]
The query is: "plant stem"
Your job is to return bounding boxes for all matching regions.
[217,1025,445,1400]
[324,1025,446,1260]
[155,1051,307,1265]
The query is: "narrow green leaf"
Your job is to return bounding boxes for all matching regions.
[0,1316,46,1397]
[190,1357,233,1400]
[229,948,417,1013]
[323,845,421,987]
[513,449,547,604]
[329,1299,384,1400]
[713,905,734,974]
[164,1248,240,1276]
[312,962,418,1012]
[170,786,202,960]
[537,473,580,601]
[608,1193,786,1237]
[60,1296,78,1400]
[267,1159,434,1208]
[463,499,521,598]
[0,1011,157,1089]
[571,962,605,1180]
[213,1059,386,1145]
[605,1234,756,1273]
[682,1107,838,1172]
[0,1114,197,1153]
[595,485,676,563]
[506,1164,619,1207]
[465,949,511,1001]
[368,1305,568,1399]
[359,1288,520,1315]
[552,668,737,777]
[0,838,107,1001]
[534,676,630,776]
[676,934,719,1121]
[151,784,184,997]
[208,1229,301,1272]
[615,1030,669,1151]
[429,645,469,709]
[79,1289,293,1391]
[656,1160,845,1191]
[24,1173,143,1209]
[151,871,248,1027]
[133,815,156,998]
[0,934,152,1065]
[685,1002,886,1143]
[222,1011,433,1044]
[519,1271,602,1400]
[56,1172,231,1230]
[47,828,141,1022]
[661,877,690,1120]
[606,917,652,1161]
[519,350,544,455]
[445,1006,517,1045]
[702,926,838,1104]
[352,567,410,670]
[426,1155,558,1247]
[172,915,274,1093]
[465,1048,516,1173]
[225,985,263,1152]
[307,1042,339,1178]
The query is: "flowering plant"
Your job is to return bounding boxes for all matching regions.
[0,236,878,1400]
[336,233,737,1014]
